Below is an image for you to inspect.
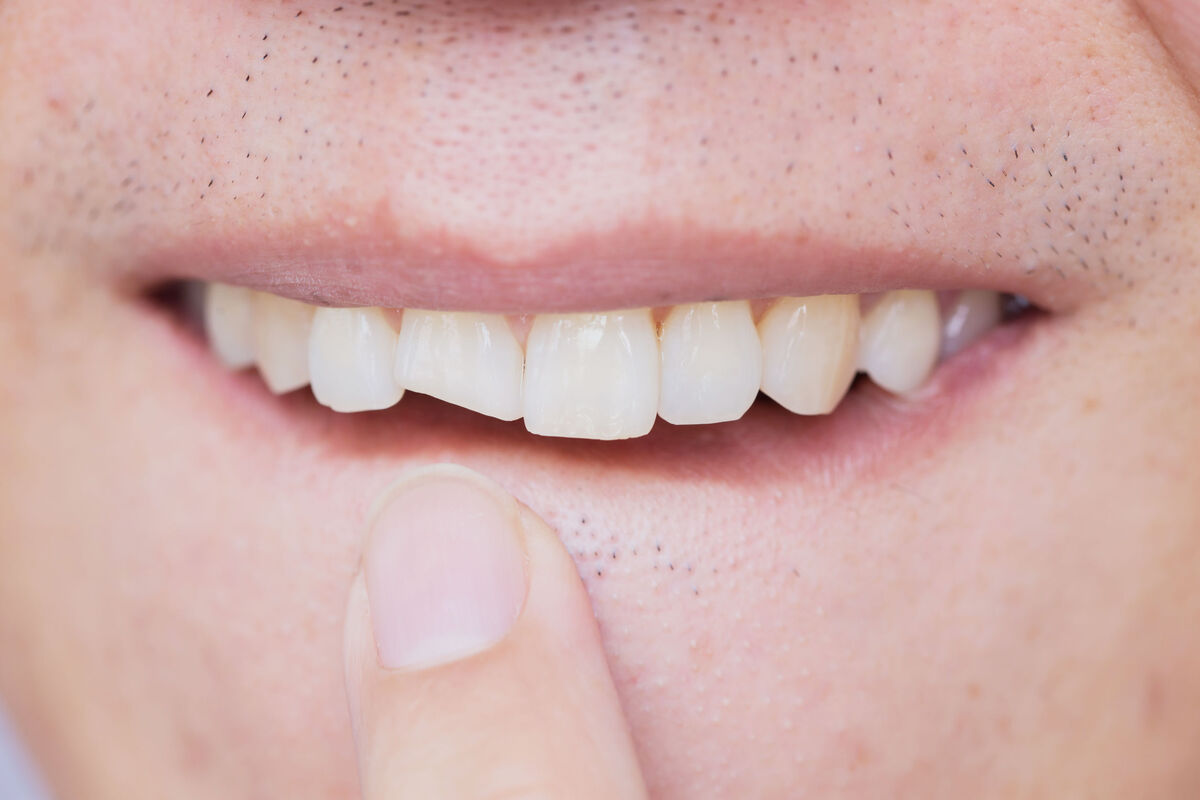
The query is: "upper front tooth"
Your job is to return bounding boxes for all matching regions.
[253,293,315,394]
[758,294,860,415]
[309,307,404,412]
[940,290,1001,357]
[524,310,659,439]
[659,301,762,425]
[394,310,524,421]
[858,289,940,394]
[204,283,256,369]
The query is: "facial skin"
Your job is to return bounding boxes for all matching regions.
[1,0,1199,797]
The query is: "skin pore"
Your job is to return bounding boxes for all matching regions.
[1,0,1199,797]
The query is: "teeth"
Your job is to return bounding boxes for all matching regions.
[309,307,404,412]
[858,289,941,394]
[395,310,524,421]
[203,282,1010,435]
[659,301,762,425]
[758,295,860,414]
[523,310,659,439]
[941,290,1002,357]
[204,283,256,369]
[252,292,315,394]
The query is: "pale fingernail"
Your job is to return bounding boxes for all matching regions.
[364,465,528,670]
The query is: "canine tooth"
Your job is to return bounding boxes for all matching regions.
[858,289,940,394]
[204,283,256,369]
[395,311,523,421]
[253,293,315,394]
[758,295,860,414]
[309,307,403,412]
[524,310,659,439]
[659,301,761,425]
[941,290,1001,357]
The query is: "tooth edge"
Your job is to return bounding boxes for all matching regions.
[659,301,762,425]
[524,310,659,439]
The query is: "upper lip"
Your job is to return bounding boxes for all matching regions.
[128,215,1090,313]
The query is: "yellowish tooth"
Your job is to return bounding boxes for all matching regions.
[252,292,315,394]
[204,283,256,369]
[758,295,860,414]
[659,301,762,425]
[941,290,1001,357]
[858,289,940,394]
[524,310,659,439]
[394,310,524,421]
[309,307,404,412]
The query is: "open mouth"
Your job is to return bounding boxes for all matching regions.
[184,283,1031,440]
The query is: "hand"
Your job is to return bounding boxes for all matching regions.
[343,464,649,800]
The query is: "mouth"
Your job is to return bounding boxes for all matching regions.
[182,281,1032,441]
[141,223,1051,460]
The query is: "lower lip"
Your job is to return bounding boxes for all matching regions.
[144,290,1046,492]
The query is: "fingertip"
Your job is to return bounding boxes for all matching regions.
[342,463,648,800]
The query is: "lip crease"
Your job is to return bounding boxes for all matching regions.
[126,217,1090,315]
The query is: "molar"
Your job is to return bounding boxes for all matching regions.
[523,310,659,439]
[253,292,315,394]
[858,289,940,394]
[758,295,860,414]
[659,301,762,425]
[309,307,404,412]
[394,310,524,421]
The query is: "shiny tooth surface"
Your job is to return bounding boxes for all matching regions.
[309,307,404,412]
[395,310,524,421]
[202,280,993,427]
[659,301,762,425]
[858,289,941,394]
[204,283,257,369]
[758,295,860,414]
[524,310,659,439]
[940,290,1002,357]
[252,292,315,394]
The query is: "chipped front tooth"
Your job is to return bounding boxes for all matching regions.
[659,301,762,425]
[758,294,860,415]
[940,290,1001,358]
[395,310,523,421]
[309,307,404,412]
[252,292,315,394]
[204,283,256,369]
[858,289,940,394]
[524,310,659,439]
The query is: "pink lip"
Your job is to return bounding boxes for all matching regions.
[128,216,1088,314]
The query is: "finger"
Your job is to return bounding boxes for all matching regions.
[343,463,648,800]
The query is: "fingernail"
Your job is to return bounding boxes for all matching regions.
[364,464,529,671]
